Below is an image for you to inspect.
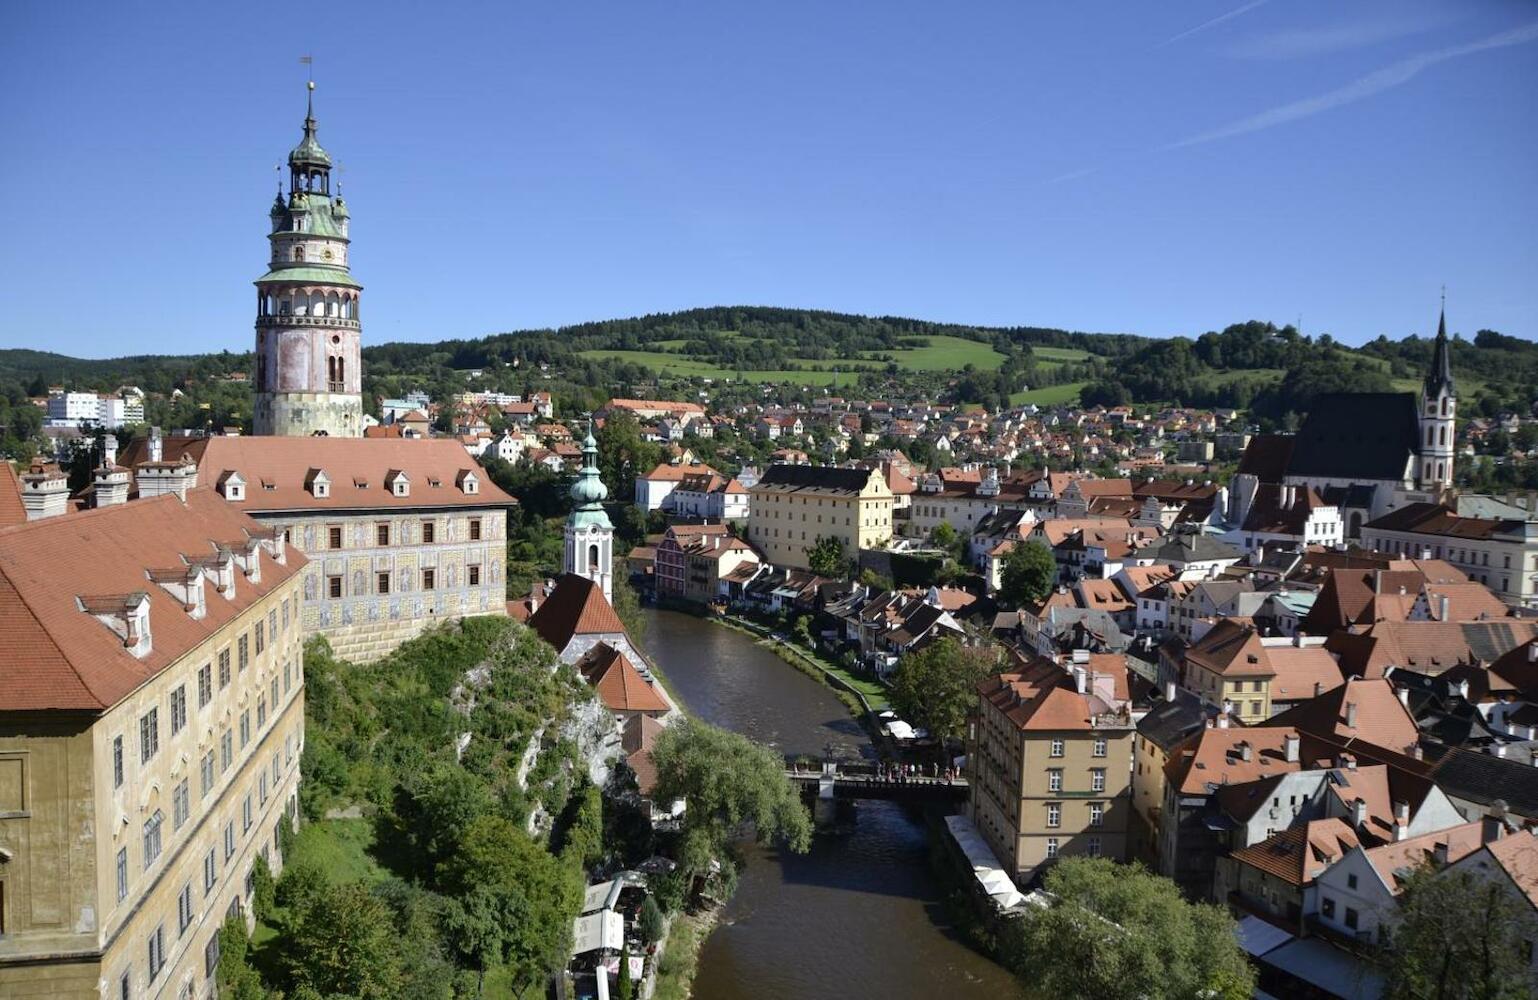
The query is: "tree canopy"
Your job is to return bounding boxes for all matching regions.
[889,637,998,751]
[1383,861,1538,1000]
[998,540,1057,608]
[1003,858,1254,1000]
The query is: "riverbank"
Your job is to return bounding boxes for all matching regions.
[712,613,891,715]
[650,905,721,1000]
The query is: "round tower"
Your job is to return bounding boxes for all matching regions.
[1418,307,1456,491]
[565,428,614,601]
[252,82,364,437]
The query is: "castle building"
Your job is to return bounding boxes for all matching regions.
[1235,309,1459,536]
[746,464,894,571]
[117,434,514,663]
[252,83,364,438]
[0,491,306,999]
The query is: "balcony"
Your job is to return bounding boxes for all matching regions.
[257,314,360,330]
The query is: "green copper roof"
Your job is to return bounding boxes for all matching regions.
[254,265,362,288]
[289,88,332,168]
[566,429,611,528]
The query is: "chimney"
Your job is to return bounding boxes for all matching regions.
[1394,800,1410,827]
[1351,798,1368,827]
[1345,701,1358,729]
[1314,681,1324,698]
[19,463,69,521]
[1481,815,1505,844]
[148,426,163,463]
[1432,841,1449,866]
[1164,680,1177,703]
[1439,595,1451,621]
[1284,732,1300,763]
[1239,742,1252,762]
[102,433,118,469]
[1397,686,1410,708]
[1494,744,1508,759]
[1217,709,1230,730]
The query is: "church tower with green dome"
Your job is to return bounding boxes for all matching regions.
[564,428,613,601]
[252,82,365,437]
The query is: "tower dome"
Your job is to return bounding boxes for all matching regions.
[569,433,609,508]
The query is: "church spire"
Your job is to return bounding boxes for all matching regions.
[1425,301,1454,398]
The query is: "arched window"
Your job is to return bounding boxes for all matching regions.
[327,357,336,386]
[588,543,599,568]
[1439,426,1447,446]
[1437,462,1445,481]
[292,246,305,262]
[1442,398,1450,416]
[1427,427,1435,446]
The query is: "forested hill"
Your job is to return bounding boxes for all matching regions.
[2,307,1533,426]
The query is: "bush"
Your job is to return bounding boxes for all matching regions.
[638,896,666,945]
[249,854,276,923]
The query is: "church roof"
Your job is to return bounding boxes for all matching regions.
[1425,309,1455,398]
[1286,392,1420,482]
[254,265,361,288]
[527,574,627,650]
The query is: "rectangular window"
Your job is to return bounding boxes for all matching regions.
[284,660,292,694]
[117,846,129,902]
[272,753,280,785]
[422,521,435,543]
[178,883,193,935]
[218,649,231,688]
[329,526,343,549]
[377,572,390,595]
[1050,739,1064,758]
[1048,769,1063,792]
[120,971,131,1000]
[221,730,233,773]
[376,522,390,546]
[237,635,248,672]
[1345,907,1359,930]
[113,735,124,789]
[1321,896,1336,919]
[1088,836,1101,858]
[282,599,290,631]
[423,568,436,591]
[240,710,250,749]
[224,821,235,861]
[201,751,215,798]
[257,696,266,730]
[143,810,164,869]
[1090,803,1104,827]
[170,686,187,735]
[468,565,480,587]
[198,664,212,708]
[1092,769,1106,793]
[243,793,253,833]
[1046,837,1059,859]
[259,772,268,806]
[1047,802,1061,827]
[206,934,221,977]
[268,609,277,643]
[328,576,342,599]
[140,708,159,763]
[1347,873,1358,890]
[469,518,482,541]
[255,621,265,655]
[172,778,190,830]
[148,923,165,981]
[270,678,279,713]
[204,848,217,894]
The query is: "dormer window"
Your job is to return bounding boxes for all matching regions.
[456,470,479,495]
[305,468,330,499]
[385,470,410,497]
[217,470,246,502]
[80,592,153,658]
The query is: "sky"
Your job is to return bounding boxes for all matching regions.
[0,0,1534,357]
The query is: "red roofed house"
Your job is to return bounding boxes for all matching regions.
[0,489,306,995]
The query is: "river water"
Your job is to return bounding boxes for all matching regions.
[636,609,1021,1000]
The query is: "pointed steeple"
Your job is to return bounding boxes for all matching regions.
[1424,304,1454,398]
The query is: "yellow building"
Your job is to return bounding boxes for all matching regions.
[0,489,306,999]
[1128,692,1207,866]
[746,464,893,571]
[967,654,1136,884]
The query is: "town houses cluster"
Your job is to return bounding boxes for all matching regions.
[5,87,1538,1000]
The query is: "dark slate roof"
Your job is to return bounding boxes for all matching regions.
[1236,434,1294,483]
[1319,483,1379,511]
[1429,745,1538,820]
[752,464,875,495]
[1425,311,1455,398]
[1136,695,1208,751]
[1147,530,1241,564]
[1287,392,1420,482]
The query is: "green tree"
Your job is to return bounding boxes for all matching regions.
[284,882,404,999]
[439,815,581,992]
[215,914,267,1000]
[1004,858,1254,1000]
[638,896,666,945]
[1384,862,1538,1000]
[617,943,634,1000]
[249,854,276,923]
[929,521,966,563]
[595,410,661,502]
[999,540,1057,608]
[889,638,997,751]
[806,534,847,578]
[649,717,812,870]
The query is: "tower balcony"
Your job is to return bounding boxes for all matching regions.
[255,314,361,331]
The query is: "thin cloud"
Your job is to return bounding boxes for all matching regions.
[1226,19,1447,60]
[1165,20,1538,150]
[1155,0,1271,50]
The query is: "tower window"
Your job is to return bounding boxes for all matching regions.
[292,246,305,261]
[589,543,599,567]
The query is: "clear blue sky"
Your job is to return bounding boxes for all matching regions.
[1,0,1534,357]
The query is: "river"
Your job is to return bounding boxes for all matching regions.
[636,608,1021,1000]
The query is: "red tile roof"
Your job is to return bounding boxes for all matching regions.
[1229,818,1360,886]
[577,642,671,714]
[526,574,627,651]
[0,489,306,712]
[117,436,513,511]
[0,462,26,527]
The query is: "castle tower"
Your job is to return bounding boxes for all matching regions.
[1418,306,1456,490]
[565,428,613,601]
[252,82,364,437]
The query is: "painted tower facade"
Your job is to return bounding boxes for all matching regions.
[253,83,364,437]
[1418,308,1456,491]
[565,429,614,601]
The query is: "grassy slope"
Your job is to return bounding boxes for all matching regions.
[580,334,1007,382]
[1010,382,1087,405]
